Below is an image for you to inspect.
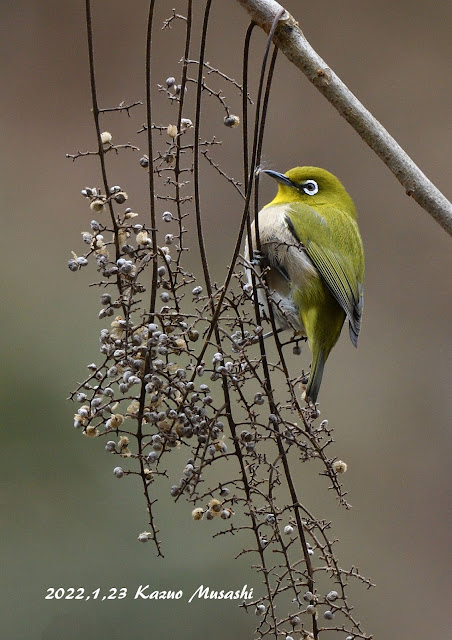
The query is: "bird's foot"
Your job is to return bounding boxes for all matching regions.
[251,249,266,266]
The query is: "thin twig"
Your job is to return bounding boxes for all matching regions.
[184,58,253,102]
[99,100,143,115]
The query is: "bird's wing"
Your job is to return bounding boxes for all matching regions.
[285,203,364,346]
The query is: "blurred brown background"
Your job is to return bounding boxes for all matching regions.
[1,1,450,639]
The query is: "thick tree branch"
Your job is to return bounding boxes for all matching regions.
[236,0,452,236]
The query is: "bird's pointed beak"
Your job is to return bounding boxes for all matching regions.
[261,169,294,187]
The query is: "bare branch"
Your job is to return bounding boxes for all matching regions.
[98,100,143,116]
[69,2,376,636]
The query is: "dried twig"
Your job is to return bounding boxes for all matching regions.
[68,2,374,637]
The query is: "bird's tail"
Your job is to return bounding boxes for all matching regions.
[305,349,325,405]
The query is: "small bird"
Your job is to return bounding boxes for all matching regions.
[246,166,365,404]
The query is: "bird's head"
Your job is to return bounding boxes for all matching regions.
[262,166,357,218]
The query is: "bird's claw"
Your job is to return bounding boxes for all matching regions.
[251,250,266,266]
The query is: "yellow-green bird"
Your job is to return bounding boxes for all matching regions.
[247,166,365,404]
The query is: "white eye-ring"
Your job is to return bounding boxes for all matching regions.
[302,179,319,196]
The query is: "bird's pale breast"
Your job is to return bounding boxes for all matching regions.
[245,203,318,333]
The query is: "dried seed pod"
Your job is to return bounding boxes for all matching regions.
[224,114,240,128]
[167,124,178,139]
[100,131,112,145]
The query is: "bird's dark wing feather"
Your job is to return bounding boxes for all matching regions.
[285,204,364,346]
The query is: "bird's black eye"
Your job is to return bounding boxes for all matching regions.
[301,179,319,196]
